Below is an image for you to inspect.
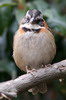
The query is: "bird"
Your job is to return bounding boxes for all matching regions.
[13,9,56,95]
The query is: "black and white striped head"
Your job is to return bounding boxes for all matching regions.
[21,10,44,27]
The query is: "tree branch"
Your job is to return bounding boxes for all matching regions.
[0,60,66,99]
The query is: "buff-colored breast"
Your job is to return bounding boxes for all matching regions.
[13,28,56,72]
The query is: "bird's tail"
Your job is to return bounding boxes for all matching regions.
[28,83,47,95]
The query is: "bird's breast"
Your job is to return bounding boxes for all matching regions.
[13,28,56,71]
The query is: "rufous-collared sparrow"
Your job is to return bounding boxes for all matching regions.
[13,9,56,95]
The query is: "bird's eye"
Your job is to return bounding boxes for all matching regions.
[35,20,39,24]
[36,19,43,24]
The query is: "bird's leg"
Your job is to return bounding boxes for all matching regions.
[26,66,37,73]
[41,64,44,68]
[26,66,32,74]
[41,64,51,68]
[26,66,37,77]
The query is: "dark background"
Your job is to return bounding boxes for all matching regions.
[0,0,66,100]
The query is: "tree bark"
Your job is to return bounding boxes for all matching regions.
[0,60,66,99]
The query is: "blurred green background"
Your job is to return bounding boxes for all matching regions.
[0,0,66,100]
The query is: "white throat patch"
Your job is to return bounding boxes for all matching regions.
[20,23,44,29]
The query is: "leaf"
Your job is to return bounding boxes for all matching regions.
[33,0,49,12]
[0,0,17,7]
[44,8,66,36]
[27,0,49,12]
[15,9,26,24]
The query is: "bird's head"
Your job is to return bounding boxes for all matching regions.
[19,9,49,33]
[25,10,44,26]
[20,10,45,29]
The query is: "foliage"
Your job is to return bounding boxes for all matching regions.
[0,0,66,100]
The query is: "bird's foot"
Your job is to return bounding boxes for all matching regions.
[26,66,32,74]
[26,66,37,77]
